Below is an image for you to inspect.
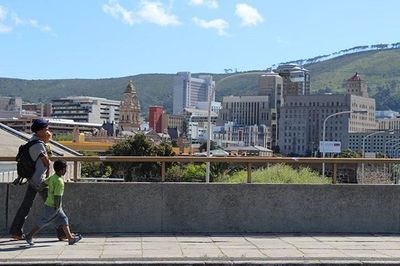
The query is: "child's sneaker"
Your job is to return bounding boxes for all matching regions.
[25,236,35,246]
[68,234,82,245]
[11,234,25,241]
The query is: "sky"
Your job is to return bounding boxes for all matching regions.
[0,0,399,80]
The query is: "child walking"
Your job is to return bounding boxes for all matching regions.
[25,160,82,246]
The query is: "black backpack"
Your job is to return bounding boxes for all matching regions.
[13,139,42,185]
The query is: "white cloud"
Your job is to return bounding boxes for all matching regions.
[137,1,180,26]
[11,13,23,25]
[189,0,218,9]
[27,19,52,32]
[0,5,52,33]
[102,0,136,25]
[235,3,263,27]
[193,16,228,36]
[0,6,7,20]
[0,5,12,33]
[103,0,180,26]
[0,24,12,33]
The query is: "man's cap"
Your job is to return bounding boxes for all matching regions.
[31,118,49,133]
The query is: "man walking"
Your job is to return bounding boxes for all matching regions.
[9,118,64,240]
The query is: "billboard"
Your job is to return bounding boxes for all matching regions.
[319,141,341,153]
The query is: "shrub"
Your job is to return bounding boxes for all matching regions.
[215,164,329,184]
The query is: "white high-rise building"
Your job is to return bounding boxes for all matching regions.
[52,96,120,124]
[172,72,215,114]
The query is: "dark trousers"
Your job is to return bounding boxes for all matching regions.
[9,184,65,238]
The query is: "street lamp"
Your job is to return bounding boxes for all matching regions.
[392,146,400,184]
[390,142,400,158]
[384,138,400,158]
[206,84,216,183]
[322,109,368,178]
[361,131,385,183]
[383,137,399,174]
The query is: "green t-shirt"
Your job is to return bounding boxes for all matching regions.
[45,174,64,208]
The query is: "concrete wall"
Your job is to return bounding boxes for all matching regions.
[0,184,6,233]
[1,183,400,234]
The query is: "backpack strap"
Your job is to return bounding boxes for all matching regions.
[25,139,45,163]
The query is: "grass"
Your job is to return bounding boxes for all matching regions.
[215,164,330,184]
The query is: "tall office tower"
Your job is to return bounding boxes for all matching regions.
[275,64,310,98]
[172,72,215,114]
[119,80,141,131]
[343,72,369,97]
[258,72,284,149]
[149,106,164,133]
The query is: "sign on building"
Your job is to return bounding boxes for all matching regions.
[319,141,341,153]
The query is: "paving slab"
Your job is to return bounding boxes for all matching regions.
[1,233,400,265]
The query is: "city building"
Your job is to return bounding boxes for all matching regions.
[258,72,284,149]
[278,94,376,156]
[347,131,400,157]
[52,96,120,124]
[219,95,270,126]
[119,81,141,131]
[22,103,52,117]
[343,72,368,97]
[275,64,310,98]
[196,101,222,115]
[377,117,400,130]
[0,96,23,118]
[214,122,271,148]
[149,106,164,133]
[172,72,215,114]
[0,117,102,136]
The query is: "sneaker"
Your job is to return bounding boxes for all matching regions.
[25,237,35,246]
[68,234,82,245]
[11,234,25,241]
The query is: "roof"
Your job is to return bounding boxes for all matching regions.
[0,123,81,157]
[183,108,218,117]
[225,146,273,152]
[125,80,137,93]
[195,149,229,157]
[348,72,362,81]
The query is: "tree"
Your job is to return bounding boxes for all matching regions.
[199,141,218,152]
[339,149,361,158]
[106,134,174,181]
[81,151,112,178]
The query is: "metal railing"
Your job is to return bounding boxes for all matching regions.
[1,156,400,184]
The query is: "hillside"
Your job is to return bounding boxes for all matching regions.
[1,47,400,113]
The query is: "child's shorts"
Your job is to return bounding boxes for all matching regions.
[38,206,69,228]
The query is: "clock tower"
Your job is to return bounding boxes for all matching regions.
[119,80,141,131]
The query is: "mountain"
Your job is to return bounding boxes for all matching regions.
[1,47,400,113]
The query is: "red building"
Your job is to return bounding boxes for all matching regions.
[149,106,163,133]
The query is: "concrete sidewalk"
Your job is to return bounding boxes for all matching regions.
[1,233,400,265]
